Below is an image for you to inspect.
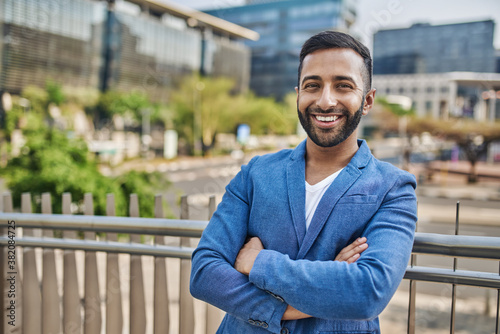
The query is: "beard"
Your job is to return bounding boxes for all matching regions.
[297,102,364,148]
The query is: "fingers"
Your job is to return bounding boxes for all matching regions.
[243,237,264,251]
[335,237,368,263]
[235,237,264,275]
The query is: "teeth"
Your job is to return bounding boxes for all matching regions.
[316,115,338,122]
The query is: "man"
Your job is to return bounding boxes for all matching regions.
[190,31,417,334]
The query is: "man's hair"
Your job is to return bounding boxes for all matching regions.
[298,31,372,94]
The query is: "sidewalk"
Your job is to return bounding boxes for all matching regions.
[414,160,500,199]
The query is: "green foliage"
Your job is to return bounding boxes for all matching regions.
[62,86,100,109]
[1,126,169,217]
[94,90,152,122]
[170,75,297,154]
[233,92,297,135]
[21,85,48,114]
[376,97,415,117]
[46,81,65,106]
[117,170,170,218]
[3,104,24,139]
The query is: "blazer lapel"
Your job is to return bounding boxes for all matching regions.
[287,141,307,250]
[296,140,371,259]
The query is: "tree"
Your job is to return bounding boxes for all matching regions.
[1,118,169,216]
[91,90,154,129]
[170,75,235,155]
[170,75,297,156]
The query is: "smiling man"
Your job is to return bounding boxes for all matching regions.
[190,31,417,334]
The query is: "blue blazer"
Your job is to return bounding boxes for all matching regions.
[191,140,417,334]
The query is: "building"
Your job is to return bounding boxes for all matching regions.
[0,0,257,102]
[371,20,500,121]
[373,72,500,121]
[373,20,497,75]
[205,0,357,99]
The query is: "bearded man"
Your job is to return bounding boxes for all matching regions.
[190,30,417,334]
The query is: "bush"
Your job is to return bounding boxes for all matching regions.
[1,126,169,217]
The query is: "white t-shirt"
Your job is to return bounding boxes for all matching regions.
[305,169,343,230]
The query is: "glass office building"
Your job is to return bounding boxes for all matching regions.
[205,0,357,99]
[0,0,253,102]
[0,0,105,94]
[373,20,497,75]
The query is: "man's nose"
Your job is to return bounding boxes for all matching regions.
[316,86,337,110]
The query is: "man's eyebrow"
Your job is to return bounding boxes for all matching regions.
[333,75,357,85]
[301,75,359,86]
[301,75,322,85]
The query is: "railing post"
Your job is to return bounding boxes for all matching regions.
[179,195,194,334]
[407,218,417,334]
[62,193,82,334]
[22,193,42,334]
[1,193,17,334]
[106,194,123,334]
[41,192,62,334]
[154,194,170,334]
[83,193,102,334]
[496,262,499,334]
[450,202,460,334]
[129,194,147,334]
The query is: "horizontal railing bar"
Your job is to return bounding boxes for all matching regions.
[3,236,499,289]
[0,212,207,238]
[413,232,500,260]
[2,213,499,260]
[404,266,500,289]
[0,236,195,259]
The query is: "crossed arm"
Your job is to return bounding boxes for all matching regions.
[234,236,368,320]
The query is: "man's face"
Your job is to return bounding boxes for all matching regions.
[296,48,374,148]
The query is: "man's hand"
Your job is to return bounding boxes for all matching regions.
[234,237,264,275]
[282,237,368,321]
[334,237,368,263]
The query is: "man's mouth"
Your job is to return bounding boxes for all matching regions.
[315,115,339,122]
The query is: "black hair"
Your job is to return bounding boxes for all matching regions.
[298,31,372,94]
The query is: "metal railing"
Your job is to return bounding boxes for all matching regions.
[0,192,499,334]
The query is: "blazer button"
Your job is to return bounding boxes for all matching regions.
[280,328,289,334]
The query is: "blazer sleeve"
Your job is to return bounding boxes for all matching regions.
[248,172,417,321]
[190,156,288,333]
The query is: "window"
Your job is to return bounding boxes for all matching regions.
[425,101,433,115]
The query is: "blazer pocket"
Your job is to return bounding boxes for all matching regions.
[336,195,378,204]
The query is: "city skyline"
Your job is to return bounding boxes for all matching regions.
[169,0,500,49]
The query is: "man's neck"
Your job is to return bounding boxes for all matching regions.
[305,136,359,185]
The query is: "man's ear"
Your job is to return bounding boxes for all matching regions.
[295,86,299,103]
[362,88,376,116]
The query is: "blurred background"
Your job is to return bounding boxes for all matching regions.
[0,1,499,333]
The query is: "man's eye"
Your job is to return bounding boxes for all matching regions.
[304,83,319,89]
[338,83,353,89]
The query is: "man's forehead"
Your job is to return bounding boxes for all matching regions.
[300,48,364,80]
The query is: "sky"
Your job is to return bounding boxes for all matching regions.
[167,0,500,49]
